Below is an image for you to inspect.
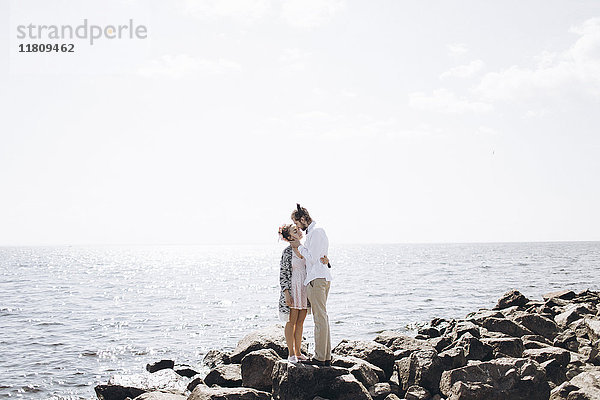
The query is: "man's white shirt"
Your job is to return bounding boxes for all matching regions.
[298,221,333,286]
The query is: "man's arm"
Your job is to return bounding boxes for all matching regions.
[298,229,328,266]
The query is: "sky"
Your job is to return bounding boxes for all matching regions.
[0,0,599,245]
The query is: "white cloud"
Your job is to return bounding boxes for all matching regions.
[281,0,346,28]
[138,54,242,78]
[409,88,493,114]
[440,60,485,79]
[476,17,600,101]
[447,43,469,56]
[181,0,272,22]
[279,48,311,71]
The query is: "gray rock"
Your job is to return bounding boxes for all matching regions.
[187,376,204,392]
[173,365,198,378]
[188,384,272,400]
[523,339,551,350]
[132,393,186,400]
[241,349,281,392]
[465,310,504,326]
[449,321,481,341]
[568,369,600,400]
[454,333,493,361]
[106,369,189,395]
[404,385,431,400]
[542,358,567,385]
[229,325,307,363]
[544,290,577,301]
[438,347,467,371]
[549,381,578,400]
[384,395,402,400]
[271,360,370,400]
[333,339,395,379]
[585,318,600,343]
[439,357,550,400]
[369,382,392,400]
[375,332,435,355]
[555,330,581,353]
[332,355,386,387]
[480,317,533,338]
[396,349,443,395]
[494,290,530,310]
[94,385,145,400]
[511,312,559,340]
[481,337,524,358]
[204,350,231,369]
[427,336,453,353]
[555,305,592,328]
[146,360,175,373]
[204,364,242,388]
[524,346,571,367]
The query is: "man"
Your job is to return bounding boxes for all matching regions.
[289,204,332,366]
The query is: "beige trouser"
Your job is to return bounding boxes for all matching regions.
[306,278,331,361]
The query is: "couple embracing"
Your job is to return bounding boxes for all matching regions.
[278,204,333,367]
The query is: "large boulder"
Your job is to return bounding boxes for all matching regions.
[479,317,532,338]
[369,382,393,400]
[204,350,231,368]
[132,393,187,400]
[481,337,524,358]
[99,369,189,397]
[585,318,600,343]
[567,369,600,400]
[374,331,435,356]
[332,355,386,387]
[453,333,493,361]
[511,312,559,340]
[271,360,370,400]
[555,305,593,328]
[543,290,576,301]
[465,310,505,326]
[333,339,395,379]
[549,381,578,400]
[438,347,467,371]
[494,290,530,310]
[523,346,571,367]
[229,325,306,363]
[553,330,580,352]
[396,349,443,395]
[204,364,242,388]
[404,385,431,400]
[94,385,145,400]
[439,357,550,400]
[241,349,281,392]
[146,360,175,373]
[448,321,481,341]
[188,384,271,400]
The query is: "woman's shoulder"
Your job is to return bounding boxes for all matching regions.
[282,246,292,256]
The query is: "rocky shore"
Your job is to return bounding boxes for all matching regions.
[94,289,600,400]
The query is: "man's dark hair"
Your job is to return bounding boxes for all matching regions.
[291,203,312,223]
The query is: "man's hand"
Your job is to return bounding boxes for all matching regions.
[320,255,330,265]
[289,239,301,248]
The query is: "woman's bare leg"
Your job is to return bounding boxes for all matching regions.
[285,309,299,357]
[294,309,308,357]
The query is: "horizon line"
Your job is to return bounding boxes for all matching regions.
[0,239,599,248]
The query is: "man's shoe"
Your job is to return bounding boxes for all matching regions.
[300,358,327,367]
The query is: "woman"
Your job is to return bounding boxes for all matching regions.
[278,224,328,362]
